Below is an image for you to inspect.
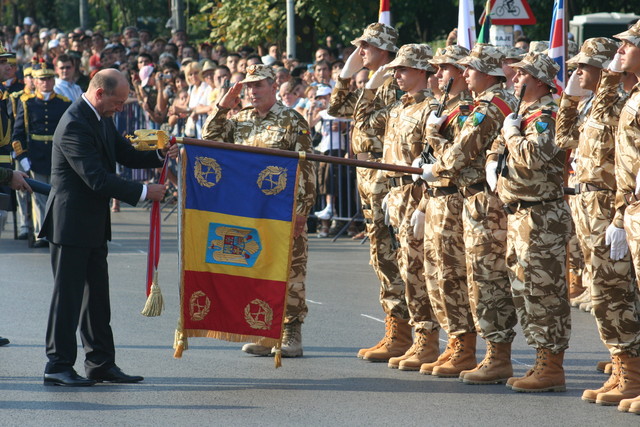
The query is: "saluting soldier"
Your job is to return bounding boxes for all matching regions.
[202,64,316,358]
[328,23,412,362]
[354,43,441,370]
[11,62,72,247]
[419,44,518,380]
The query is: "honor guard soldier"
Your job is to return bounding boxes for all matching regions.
[354,43,441,371]
[327,23,413,363]
[11,62,72,247]
[412,45,478,376]
[603,21,640,413]
[3,52,24,94]
[202,64,316,358]
[0,46,15,237]
[419,44,518,380]
[488,52,571,392]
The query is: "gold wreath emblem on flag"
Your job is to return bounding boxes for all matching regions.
[189,291,211,321]
[256,166,287,195]
[194,156,222,188]
[244,299,273,330]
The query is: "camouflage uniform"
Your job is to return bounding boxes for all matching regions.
[328,23,408,320]
[492,54,571,353]
[557,38,640,357]
[431,45,518,345]
[354,44,438,334]
[421,45,475,338]
[202,66,316,324]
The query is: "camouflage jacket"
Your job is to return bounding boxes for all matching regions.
[354,87,436,177]
[614,82,640,228]
[202,101,316,217]
[556,70,625,191]
[432,83,516,188]
[328,74,401,154]
[490,94,564,204]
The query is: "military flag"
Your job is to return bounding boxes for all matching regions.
[379,0,391,26]
[548,0,566,95]
[457,0,476,49]
[477,0,492,44]
[174,144,300,367]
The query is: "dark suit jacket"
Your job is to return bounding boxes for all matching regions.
[40,97,163,248]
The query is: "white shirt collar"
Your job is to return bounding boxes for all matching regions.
[82,93,101,121]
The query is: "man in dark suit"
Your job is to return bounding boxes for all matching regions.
[40,69,178,387]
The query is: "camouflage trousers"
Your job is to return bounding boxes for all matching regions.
[506,199,572,353]
[621,200,640,357]
[286,225,308,324]
[567,178,584,281]
[424,190,474,336]
[357,166,409,319]
[387,182,438,333]
[575,191,640,356]
[462,190,517,343]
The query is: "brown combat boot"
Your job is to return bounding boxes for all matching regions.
[397,329,439,371]
[626,395,640,414]
[420,336,455,375]
[506,368,534,389]
[511,348,566,392]
[432,332,477,378]
[357,316,411,359]
[582,356,619,402]
[567,270,584,299]
[460,341,513,385]
[596,353,640,406]
[362,316,412,362]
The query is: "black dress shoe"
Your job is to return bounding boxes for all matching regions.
[0,336,9,346]
[17,231,28,240]
[33,239,49,248]
[87,366,144,383]
[44,370,96,387]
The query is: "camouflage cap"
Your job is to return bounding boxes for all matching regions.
[32,62,56,78]
[351,23,399,53]
[567,37,618,69]
[528,41,549,54]
[431,45,470,70]
[387,43,435,72]
[458,43,505,77]
[500,46,526,61]
[240,64,276,84]
[509,52,560,92]
[614,20,640,48]
[568,40,579,57]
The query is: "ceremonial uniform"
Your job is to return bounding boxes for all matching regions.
[0,48,14,237]
[11,63,71,244]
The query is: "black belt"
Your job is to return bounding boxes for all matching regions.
[574,183,610,194]
[354,152,383,161]
[427,186,458,197]
[624,192,639,206]
[503,198,563,215]
[460,181,486,198]
[389,176,414,188]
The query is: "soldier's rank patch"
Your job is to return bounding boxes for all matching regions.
[472,112,485,126]
[535,121,549,133]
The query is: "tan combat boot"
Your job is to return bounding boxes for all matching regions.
[432,332,477,378]
[460,341,513,385]
[626,396,640,414]
[280,320,303,358]
[570,288,590,308]
[567,270,584,299]
[397,329,439,371]
[596,353,640,405]
[420,337,455,375]
[362,316,412,362]
[506,368,534,389]
[582,356,619,402]
[242,338,274,356]
[596,360,611,373]
[511,348,566,392]
[358,315,409,359]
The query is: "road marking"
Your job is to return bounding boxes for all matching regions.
[306,299,323,305]
[361,314,384,323]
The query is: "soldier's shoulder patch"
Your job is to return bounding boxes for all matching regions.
[472,112,486,126]
[535,121,550,133]
[458,115,469,127]
[56,94,71,103]
[298,129,309,135]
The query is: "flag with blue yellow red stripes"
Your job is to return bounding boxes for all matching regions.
[174,144,299,360]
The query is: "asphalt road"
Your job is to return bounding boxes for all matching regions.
[0,206,638,426]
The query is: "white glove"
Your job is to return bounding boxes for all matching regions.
[635,172,640,196]
[503,113,522,139]
[485,161,498,192]
[605,224,628,261]
[410,209,425,239]
[608,53,623,73]
[421,163,436,182]
[564,72,591,97]
[365,65,388,90]
[411,157,424,182]
[381,193,391,226]
[340,48,364,79]
[427,111,447,132]
[19,158,31,173]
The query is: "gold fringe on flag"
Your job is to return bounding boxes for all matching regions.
[141,271,164,317]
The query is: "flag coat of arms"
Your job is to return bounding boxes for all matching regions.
[174,144,300,359]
